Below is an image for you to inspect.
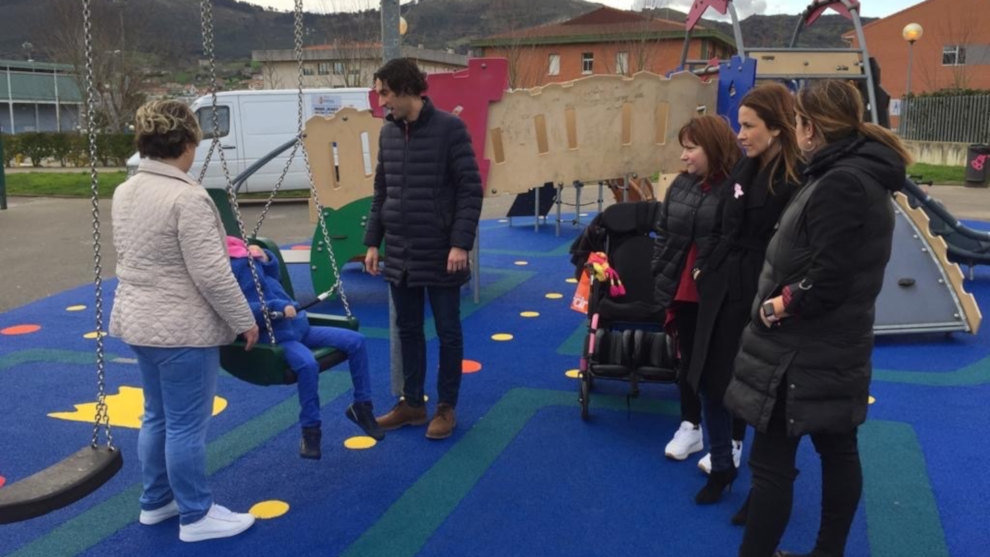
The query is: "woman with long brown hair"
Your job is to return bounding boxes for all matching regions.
[689,82,803,506]
[725,79,912,556]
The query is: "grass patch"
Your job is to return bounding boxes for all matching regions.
[2,171,310,199]
[3,171,127,197]
[908,163,966,185]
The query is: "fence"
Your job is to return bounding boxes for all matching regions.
[900,94,990,143]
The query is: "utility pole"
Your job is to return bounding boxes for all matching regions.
[381,0,401,62]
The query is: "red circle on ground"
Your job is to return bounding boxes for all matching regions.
[0,475,6,488]
[462,360,482,374]
[1,324,41,335]
[291,245,309,250]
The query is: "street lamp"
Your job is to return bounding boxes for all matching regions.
[902,23,923,137]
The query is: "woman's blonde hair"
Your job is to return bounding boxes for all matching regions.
[134,100,202,159]
[795,80,913,165]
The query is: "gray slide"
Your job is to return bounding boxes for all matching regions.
[874,180,982,335]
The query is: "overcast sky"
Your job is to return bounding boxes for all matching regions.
[240,0,919,19]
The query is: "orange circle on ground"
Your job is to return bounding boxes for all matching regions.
[66,305,87,312]
[462,360,482,374]
[290,245,309,250]
[0,475,6,488]
[1,324,41,335]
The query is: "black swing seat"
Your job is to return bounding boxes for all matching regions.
[219,236,359,387]
[0,445,123,524]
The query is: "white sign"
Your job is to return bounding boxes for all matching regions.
[312,95,342,117]
[890,99,902,116]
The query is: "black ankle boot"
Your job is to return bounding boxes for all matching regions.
[346,401,385,441]
[300,426,322,460]
[694,467,737,504]
[731,492,750,525]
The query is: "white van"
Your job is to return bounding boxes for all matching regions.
[126,88,372,192]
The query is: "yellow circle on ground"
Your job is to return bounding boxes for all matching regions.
[868,395,876,405]
[565,278,578,284]
[66,305,87,312]
[83,331,108,339]
[565,369,581,379]
[514,260,528,266]
[491,333,514,341]
[250,500,290,519]
[520,311,540,318]
[1,324,41,335]
[344,436,377,450]
[545,293,563,299]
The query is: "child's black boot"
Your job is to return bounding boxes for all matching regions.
[346,401,385,441]
[300,426,322,460]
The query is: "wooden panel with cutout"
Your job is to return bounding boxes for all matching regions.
[303,107,382,221]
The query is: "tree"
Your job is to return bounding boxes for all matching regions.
[36,0,147,132]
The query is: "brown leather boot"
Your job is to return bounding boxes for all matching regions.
[376,399,428,430]
[425,403,456,440]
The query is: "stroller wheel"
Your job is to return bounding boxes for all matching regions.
[580,374,590,420]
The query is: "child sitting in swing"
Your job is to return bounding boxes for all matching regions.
[227,236,384,459]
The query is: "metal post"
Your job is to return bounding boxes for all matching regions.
[381,0,401,62]
[0,133,7,210]
[533,184,540,232]
[904,40,915,138]
[382,0,403,396]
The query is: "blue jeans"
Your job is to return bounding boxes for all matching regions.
[132,345,218,525]
[283,326,373,428]
[390,283,463,407]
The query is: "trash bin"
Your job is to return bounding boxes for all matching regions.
[964,143,990,187]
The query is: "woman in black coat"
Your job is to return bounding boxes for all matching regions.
[689,83,803,505]
[724,80,912,557]
[652,115,739,467]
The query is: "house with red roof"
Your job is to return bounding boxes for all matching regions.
[471,6,734,88]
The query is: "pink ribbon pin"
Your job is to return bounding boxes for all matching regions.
[734,183,744,199]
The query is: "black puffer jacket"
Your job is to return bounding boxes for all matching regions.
[724,134,905,436]
[363,97,483,287]
[651,172,727,308]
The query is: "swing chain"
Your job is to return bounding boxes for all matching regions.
[293,0,352,317]
[82,0,114,450]
[199,0,277,344]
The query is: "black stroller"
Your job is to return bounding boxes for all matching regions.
[574,202,679,419]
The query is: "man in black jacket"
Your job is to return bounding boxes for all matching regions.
[363,58,483,440]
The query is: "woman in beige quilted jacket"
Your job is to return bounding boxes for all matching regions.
[109,100,259,543]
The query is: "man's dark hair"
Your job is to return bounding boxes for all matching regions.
[374,58,428,96]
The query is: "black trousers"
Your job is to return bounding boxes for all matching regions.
[390,282,463,407]
[739,389,862,557]
[673,302,703,424]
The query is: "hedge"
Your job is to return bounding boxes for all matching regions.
[1,132,135,168]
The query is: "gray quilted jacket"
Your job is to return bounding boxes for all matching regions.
[109,159,255,347]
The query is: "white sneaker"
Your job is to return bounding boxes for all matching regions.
[139,499,179,525]
[696,441,744,475]
[179,504,255,542]
[664,420,704,460]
